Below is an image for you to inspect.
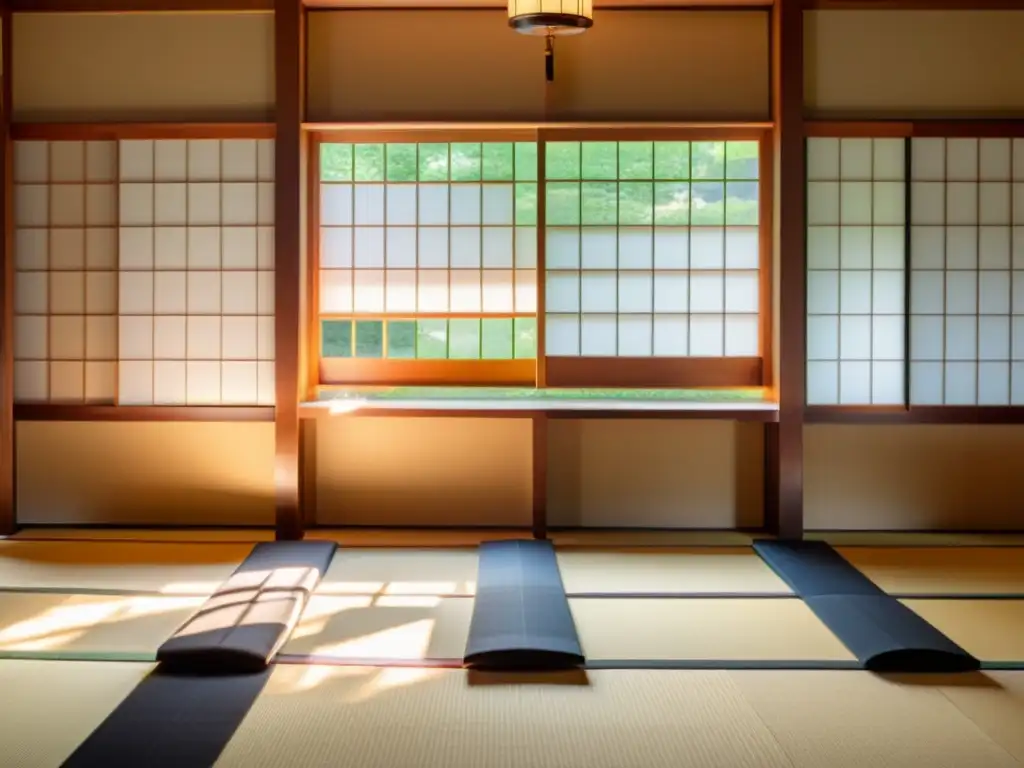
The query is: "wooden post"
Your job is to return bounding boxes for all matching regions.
[274,0,305,540]
[532,413,547,539]
[1,2,15,536]
[768,0,806,539]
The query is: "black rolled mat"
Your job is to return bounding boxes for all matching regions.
[62,541,340,767]
[464,539,584,670]
[61,668,271,768]
[230,540,337,575]
[158,540,337,673]
[754,540,979,672]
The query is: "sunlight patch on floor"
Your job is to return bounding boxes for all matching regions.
[284,593,472,661]
[0,595,203,651]
[284,663,447,700]
[310,618,438,661]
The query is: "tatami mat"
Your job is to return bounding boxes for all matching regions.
[3,662,1022,768]
[316,546,792,598]
[215,666,795,768]
[0,660,155,768]
[0,541,252,594]
[839,547,1024,595]
[569,598,854,662]
[318,548,478,597]
[0,592,201,656]
[282,595,473,661]
[731,670,1021,768]
[215,667,1024,768]
[933,670,1024,762]
[902,600,1024,662]
[557,548,791,595]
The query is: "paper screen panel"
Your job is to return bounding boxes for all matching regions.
[116,138,275,406]
[318,141,538,362]
[544,140,760,358]
[13,140,118,404]
[805,137,907,406]
[909,137,1023,406]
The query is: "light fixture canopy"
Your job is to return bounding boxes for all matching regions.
[507,0,593,37]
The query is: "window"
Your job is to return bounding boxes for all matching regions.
[14,140,119,403]
[909,138,1024,406]
[543,136,763,387]
[805,134,1024,408]
[806,137,907,406]
[313,129,768,389]
[12,135,277,407]
[316,134,538,386]
[116,138,276,405]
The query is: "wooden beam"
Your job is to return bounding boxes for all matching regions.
[532,414,547,539]
[806,0,1024,9]
[274,0,305,541]
[806,120,1024,138]
[805,121,914,137]
[11,124,275,140]
[300,418,317,530]
[543,356,764,388]
[767,0,805,540]
[14,406,274,422]
[306,122,775,136]
[806,407,1024,425]
[0,1,13,536]
[11,0,273,10]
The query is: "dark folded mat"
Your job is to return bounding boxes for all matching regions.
[464,539,584,670]
[752,539,878,596]
[157,540,337,672]
[754,540,979,672]
[806,594,979,672]
[61,669,271,768]
[232,540,336,574]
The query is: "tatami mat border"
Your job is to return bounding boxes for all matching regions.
[3,585,1024,600]
[3,651,1024,671]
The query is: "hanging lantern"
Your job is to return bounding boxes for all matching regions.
[508,0,593,82]
[507,0,593,37]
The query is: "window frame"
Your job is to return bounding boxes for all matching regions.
[803,122,1024,418]
[9,121,278,417]
[308,124,773,391]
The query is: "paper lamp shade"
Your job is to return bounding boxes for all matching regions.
[508,0,593,36]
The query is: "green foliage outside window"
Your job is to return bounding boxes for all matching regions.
[318,139,759,364]
[322,318,537,360]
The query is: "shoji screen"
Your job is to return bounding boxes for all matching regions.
[317,139,538,368]
[117,139,275,405]
[805,137,907,406]
[13,140,119,403]
[544,139,761,359]
[806,134,1024,408]
[12,136,276,407]
[909,138,1023,406]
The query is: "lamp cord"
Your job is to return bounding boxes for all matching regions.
[545,34,555,82]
